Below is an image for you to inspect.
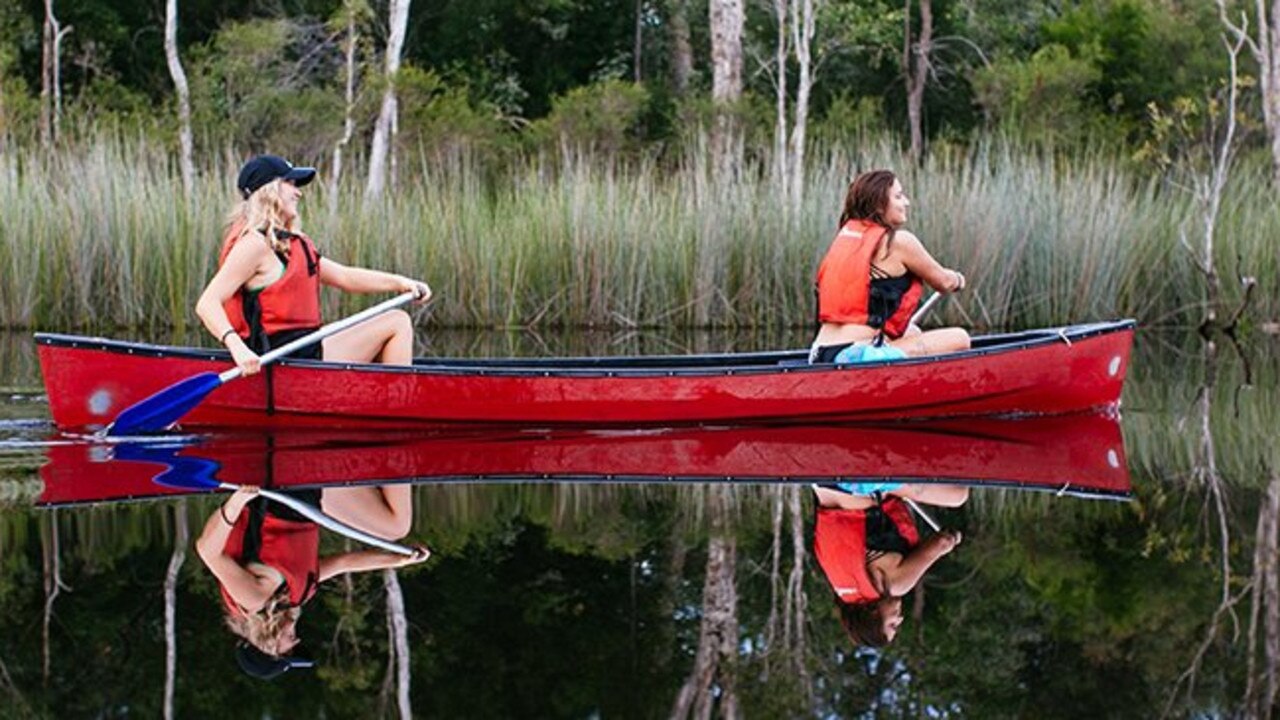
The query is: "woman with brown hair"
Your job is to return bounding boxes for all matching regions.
[196,154,432,376]
[812,484,967,646]
[811,169,970,363]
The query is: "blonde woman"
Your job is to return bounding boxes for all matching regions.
[195,155,431,375]
[195,485,430,680]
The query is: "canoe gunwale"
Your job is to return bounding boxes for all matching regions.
[34,319,1135,379]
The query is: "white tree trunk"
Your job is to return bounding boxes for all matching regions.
[709,0,744,103]
[905,0,933,163]
[773,0,789,196]
[40,0,59,147]
[331,3,359,205]
[787,0,816,214]
[383,570,412,719]
[163,501,188,720]
[709,0,744,166]
[366,0,410,199]
[164,0,195,191]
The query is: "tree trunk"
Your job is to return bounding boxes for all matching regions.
[40,0,57,147]
[42,510,68,685]
[164,0,195,191]
[787,0,816,213]
[366,0,411,200]
[163,501,188,720]
[669,0,693,95]
[1261,1,1280,186]
[709,0,744,165]
[331,2,360,206]
[772,0,789,196]
[670,486,740,719]
[904,0,932,163]
[383,570,412,719]
[634,0,644,82]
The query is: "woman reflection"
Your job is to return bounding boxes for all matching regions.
[812,483,967,646]
[195,485,429,678]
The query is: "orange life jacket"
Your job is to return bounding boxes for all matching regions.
[219,221,323,343]
[814,498,919,605]
[219,511,320,615]
[815,219,924,339]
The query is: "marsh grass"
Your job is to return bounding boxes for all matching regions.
[2,132,1276,332]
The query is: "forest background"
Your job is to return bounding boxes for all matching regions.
[0,0,1276,333]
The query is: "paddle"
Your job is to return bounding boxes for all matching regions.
[902,496,941,532]
[113,442,421,556]
[909,291,944,327]
[104,291,418,437]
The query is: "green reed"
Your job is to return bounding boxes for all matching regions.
[2,132,1276,332]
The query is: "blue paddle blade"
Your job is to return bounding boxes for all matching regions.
[106,372,224,436]
[112,442,224,491]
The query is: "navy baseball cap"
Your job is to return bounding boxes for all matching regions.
[237,155,316,198]
[235,642,315,680]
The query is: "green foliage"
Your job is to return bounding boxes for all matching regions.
[188,18,344,159]
[971,44,1108,145]
[395,66,512,164]
[529,79,651,156]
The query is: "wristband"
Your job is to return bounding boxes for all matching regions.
[219,328,237,345]
[220,504,236,525]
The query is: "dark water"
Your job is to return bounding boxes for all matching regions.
[0,328,1276,719]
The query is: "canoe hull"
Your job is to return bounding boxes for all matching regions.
[36,322,1134,431]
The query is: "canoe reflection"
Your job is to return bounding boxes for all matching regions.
[38,413,1129,506]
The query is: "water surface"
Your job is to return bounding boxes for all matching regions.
[0,327,1275,718]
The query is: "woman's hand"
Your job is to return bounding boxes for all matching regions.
[221,485,260,522]
[925,529,963,556]
[397,277,432,304]
[396,545,432,567]
[227,336,262,376]
[949,269,966,292]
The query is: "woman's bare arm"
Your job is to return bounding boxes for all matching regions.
[895,231,965,293]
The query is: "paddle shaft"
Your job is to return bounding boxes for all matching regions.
[909,292,943,327]
[902,496,942,533]
[217,291,418,382]
[222,483,418,556]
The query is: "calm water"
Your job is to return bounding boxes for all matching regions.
[0,327,1276,719]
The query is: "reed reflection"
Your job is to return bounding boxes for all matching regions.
[813,483,968,647]
[195,484,429,680]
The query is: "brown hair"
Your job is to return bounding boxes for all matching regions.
[838,169,899,257]
[838,598,893,648]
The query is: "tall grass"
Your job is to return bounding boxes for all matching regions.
[2,132,1276,332]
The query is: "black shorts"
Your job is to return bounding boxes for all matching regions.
[262,328,324,360]
[811,342,855,364]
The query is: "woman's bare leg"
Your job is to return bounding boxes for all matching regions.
[888,327,970,357]
[320,485,414,540]
[812,486,878,510]
[322,310,414,365]
[892,484,970,507]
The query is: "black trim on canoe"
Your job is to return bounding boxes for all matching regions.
[33,319,1135,379]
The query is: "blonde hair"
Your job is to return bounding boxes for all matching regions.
[224,588,302,656]
[224,179,301,255]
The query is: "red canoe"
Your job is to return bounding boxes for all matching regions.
[37,413,1130,506]
[35,320,1133,431]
